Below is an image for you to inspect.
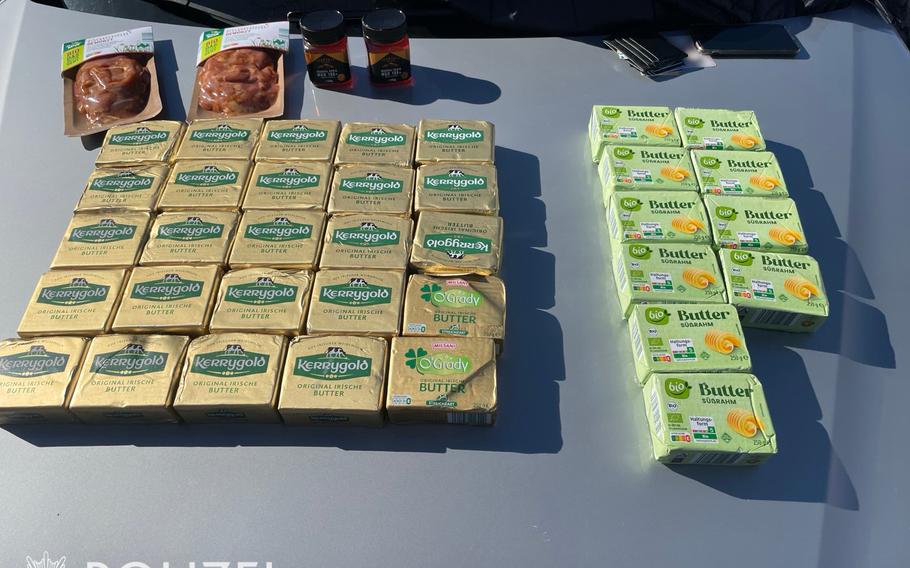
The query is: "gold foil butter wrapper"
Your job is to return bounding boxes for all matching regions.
[158,159,251,211]
[95,120,185,166]
[403,274,506,342]
[140,211,238,266]
[320,213,413,270]
[410,212,503,276]
[255,119,341,162]
[415,162,499,215]
[335,122,416,167]
[51,211,151,270]
[0,336,89,423]
[229,210,326,269]
[68,334,190,423]
[176,118,264,161]
[76,164,169,212]
[387,337,496,425]
[243,161,332,211]
[112,264,221,335]
[278,335,387,426]
[18,269,127,337]
[415,119,495,164]
[210,268,313,335]
[307,269,405,337]
[173,333,286,423]
[327,164,414,216]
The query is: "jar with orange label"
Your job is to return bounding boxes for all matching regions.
[301,10,352,88]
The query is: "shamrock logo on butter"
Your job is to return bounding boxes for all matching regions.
[404,347,428,369]
[420,283,442,302]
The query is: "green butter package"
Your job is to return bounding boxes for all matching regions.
[242,161,332,211]
[692,150,788,198]
[705,196,808,253]
[588,106,681,164]
[643,372,776,466]
[597,146,697,197]
[719,249,828,332]
[675,108,766,151]
[628,303,751,384]
[607,192,711,245]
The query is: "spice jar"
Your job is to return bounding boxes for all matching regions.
[301,10,352,88]
[362,9,412,86]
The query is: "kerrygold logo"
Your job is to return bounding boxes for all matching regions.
[339,173,403,194]
[225,277,297,306]
[320,278,392,307]
[90,344,167,376]
[699,156,721,169]
[715,206,737,221]
[37,278,109,306]
[69,219,136,243]
[158,216,224,241]
[267,125,328,143]
[424,233,492,258]
[257,168,319,190]
[644,306,670,325]
[109,126,169,146]
[192,344,269,377]
[628,244,652,260]
[613,147,635,160]
[730,250,754,266]
[619,197,642,212]
[424,124,485,143]
[244,217,312,242]
[601,107,622,118]
[405,347,472,376]
[0,345,68,377]
[347,128,406,147]
[189,124,251,143]
[420,282,483,308]
[332,222,400,247]
[131,273,203,302]
[294,347,372,380]
[89,171,154,192]
[664,377,691,399]
[424,169,488,191]
[684,117,705,128]
[175,165,239,187]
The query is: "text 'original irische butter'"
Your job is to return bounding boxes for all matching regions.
[229,210,326,269]
[112,265,221,334]
[278,335,387,426]
[51,211,150,269]
[415,119,495,164]
[643,372,776,465]
[242,161,332,211]
[320,214,413,270]
[174,333,286,423]
[597,146,697,197]
[95,120,185,166]
[68,334,189,423]
[328,164,414,216]
[415,163,499,216]
[307,269,405,337]
[693,150,789,198]
[210,268,313,335]
[386,337,496,424]
[588,105,681,163]
[19,269,127,337]
[607,192,711,245]
[403,274,506,342]
[76,164,169,211]
[411,212,503,276]
[0,337,88,423]
[334,122,416,166]
[255,119,341,162]
[157,159,251,210]
[705,196,808,253]
[176,118,264,161]
[675,108,766,151]
[140,211,238,266]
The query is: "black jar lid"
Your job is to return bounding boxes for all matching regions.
[300,10,346,44]
[362,9,408,44]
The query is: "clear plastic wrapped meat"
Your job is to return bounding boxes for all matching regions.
[73,54,151,126]
[197,48,280,116]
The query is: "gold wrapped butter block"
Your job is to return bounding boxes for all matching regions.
[255,119,341,162]
[242,161,332,211]
[410,212,503,276]
[18,269,127,337]
[157,159,251,211]
[402,274,506,342]
[320,213,413,270]
[76,164,169,212]
[96,120,185,166]
[51,211,151,270]
[112,265,221,335]
[415,162,499,215]
[327,164,414,217]
[335,122,416,167]
[140,211,238,266]
[228,210,326,269]
[176,118,264,161]
[210,268,313,335]
[415,119,495,164]
[307,269,405,337]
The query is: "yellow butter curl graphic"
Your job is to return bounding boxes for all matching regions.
[768,225,804,247]
[748,174,781,191]
[784,276,820,300]
[659,166,691,182]
[682,268,716,289]
[731,133,761,149]
[727,408,761,438]
[704,330,742,354]
[645,123,673,138]
[670,216,705,234]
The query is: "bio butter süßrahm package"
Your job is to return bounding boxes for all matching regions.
[76,164,169,211]
[176,118,264,161]
[158,159,251,211]
[228,210,326,269]
[18,269,127,337]
[327,164,414,217]
[334,122,415,166]
[410,212,503,276]
[706,196,807,253]
[242,161,332,211]
[140,211,238,266]
[210,268,313,335]
[675,108,765,151]
[95,120,185,166]
[403,274,506,342]
[693,150,788,198]
[597,146,697,197]
[415,163,499,216]
[607,192,711,245]
[255,119,340,162]
[588,106,681,163]
[307,269,405,337]
[51,211,150,269]
[112,265,221,334]
[320,214,413,271]
[415,119,494,164]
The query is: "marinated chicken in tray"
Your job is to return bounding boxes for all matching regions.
[197,47,280,115]
[73,54,151,125]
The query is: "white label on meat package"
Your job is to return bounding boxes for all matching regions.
[61,27,154,72]
[197,21,289,65]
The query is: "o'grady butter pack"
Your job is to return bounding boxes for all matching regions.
[77,164,169,211]
[176,118,264,161]
[255,119,341,162]
[597,146,697,198]
[411,212,503,276]
[588,106,681,164]
[415,119,495,164]
[611,242,726,318]
[693,150,788,198]
[51,211,151,269]
[675,108,766,151]
[0,336,89,423]
[158,159,251,210]
[320,214,413,270]
[706,196,807,253]
[628,303,751,384]
[328,164,414,216]
[96,120,185,166]
[720,249,828,332]
[140,211,238,266]
[19,269,127,337]
[242,161,331,211]
[210,268,313,335]
[335,122,416,167]
[415,163,499,216]
[229,210,326,269]
[403,274,506,342]
[607,192,711,245]
[308,269,405,337]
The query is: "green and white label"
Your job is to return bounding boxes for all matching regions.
[294,348,372,380]
[0,346,69,377]
[189,125,251,143]
[90,344,167,376]
[423,233,492,256]
[339,173,403,194]
[69,219,136,243]
[131,274,203,302]
[420,283,483,308]
[89,171,155,192]
[158,217,224,241]
[267,126,328,143]
[244,217,312,242]
[346,129,406,147]
[224,277,297,306]
[256,169,320,190]
[319,278,392,307]
[191,344,269,377]
[175,166,239,187]
[332,222,400,247]
[423,169,488,191]
[37,278,109,306]
[424,124,484,143]
[108,127,168,146]
[404,347,472,376]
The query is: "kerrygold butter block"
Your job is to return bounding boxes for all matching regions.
[628,303,751,384]
[387,337,496,425]
[0,337,88,423]
[140,211,238,266]
[693,150,789,198]
[112,265,221,334]
[173,333,286,423]
[255,119,341,162]
[68,334,189,424]
[327,164,414,216]
[415,119,495,164]
[410,212,503,276]
[403,274,506,341]
[705,196,807,253]
[51,211,151,269]
[597,146,697,197]
[242,161,332,211]
[210,268,313,335]
[158,159,251,211]
[18,269,127,337]
[176,118,264,161]
[415,163,499,215]
[278,335,387,426]
[96,120,185,166]
[589,106,681,163]
[307,269,405,337]
[320,214,413,270]
[335,122,416,166]
[611,242,726,318]
[607,192,711,245]
[675,108,766,151]
[76,164,169,212]
[719,249,828,332]
[642,372,776,465]
[228,210,326,269]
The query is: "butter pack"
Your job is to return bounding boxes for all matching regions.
[0,337,88,423]
[112,265,221,335]
[693,150,788,198]
[307,269,405,337]
[242,161,332,210]
[140,211,238,266]
[705,196,807,253]
[386,337,496,425]
[588,106,681,163]
[415,163,499,215]
[173,333,286,423]
[158,159,251,210]
[607,192,711,245]
[643,372,776,465]
[228,210,326,269]
[410,212,503,276]
[68,334,189,423]
[628,303,751,383]
[335,122,415,166]
[720,249,828,332]
[415,119,495,164]
[76,164,169,211]
[255,119,341,162]
[210,268,313,335]
[327,164,414,216]
[320,214,413,270]
[403,274,506,342]
[675,108,766,151]
[96,120,185,166]
[278,335,387,426]
[598,146,697,197]
[18,269,127,337]
[51,211,151,269]
[176,118,264,161]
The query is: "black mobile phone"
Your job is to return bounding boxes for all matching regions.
[692,25,800,57]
